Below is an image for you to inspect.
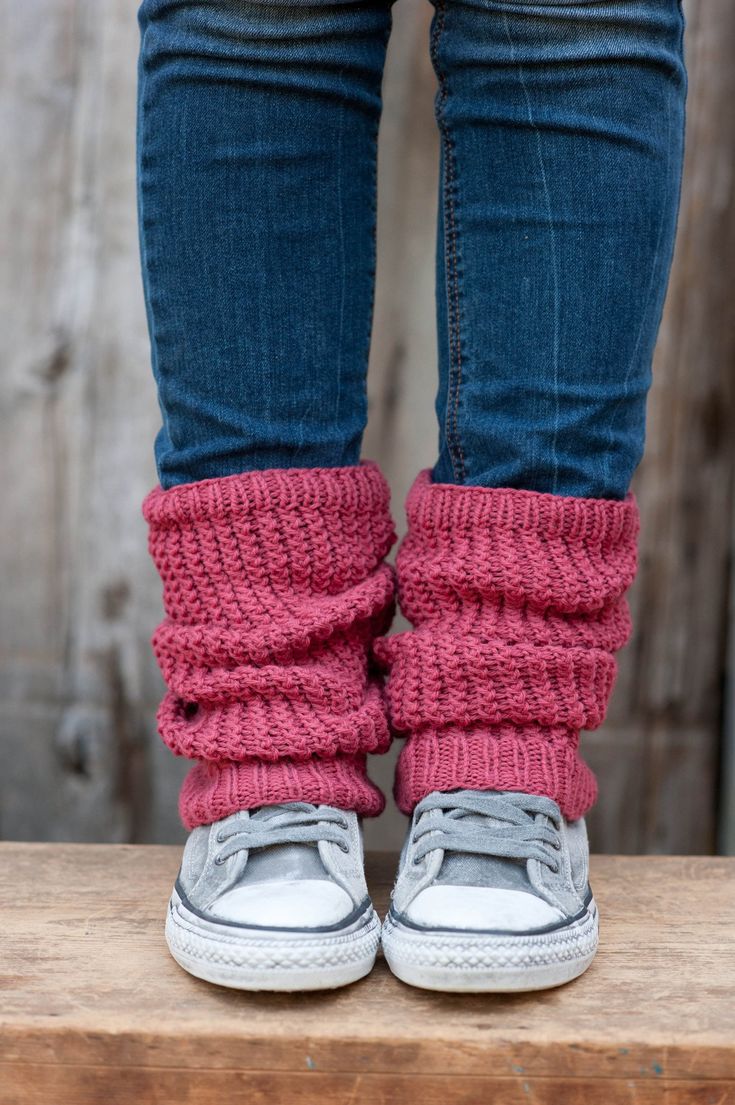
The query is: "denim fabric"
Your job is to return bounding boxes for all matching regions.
[137,0,686,498]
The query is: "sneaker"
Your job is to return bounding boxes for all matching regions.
[165,802,381,991]
[381,789,598,992]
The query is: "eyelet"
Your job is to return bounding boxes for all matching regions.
[214,854,225,866]
[412,856,422,867]
[340,843,350,854]
[550,862,560,874]
[338,819,349,831]
[215,831,226,844]
[552,838,562,850]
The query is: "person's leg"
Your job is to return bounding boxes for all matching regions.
[430,0,686,497]
[379,0,686,991]
[137,0,396,990]
[138,0,392,485]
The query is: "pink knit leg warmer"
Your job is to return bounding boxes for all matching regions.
[375,471,639,820]
[143,462,396,828]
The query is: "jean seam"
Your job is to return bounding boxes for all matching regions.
[431,0,466,483]
[363,18,393,444]
[137,32,171,481]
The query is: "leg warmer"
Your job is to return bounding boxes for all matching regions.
[143,462,396,828]
[375,471,639,820]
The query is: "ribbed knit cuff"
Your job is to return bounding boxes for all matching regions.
[394,726,597,822]
[142,461,396,624]
[380,471,639,820]
[180,756,385,830]
[397,470,639,615]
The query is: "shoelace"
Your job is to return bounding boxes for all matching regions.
[412,790,563,872]
[214,802,350,866]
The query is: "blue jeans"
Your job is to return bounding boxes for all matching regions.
[137,0,686,498]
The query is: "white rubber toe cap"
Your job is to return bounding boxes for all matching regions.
[404,885,565,932]
[207,878,355,928]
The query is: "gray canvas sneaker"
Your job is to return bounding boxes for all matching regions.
[165,802,381,991]
[381,789,598,992]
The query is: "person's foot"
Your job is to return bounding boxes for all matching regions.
[381,789,598,992]
[165,802,380,991]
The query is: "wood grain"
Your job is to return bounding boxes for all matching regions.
[0,845,733,1103]
[0,0,186,846]
[1,0,735,855]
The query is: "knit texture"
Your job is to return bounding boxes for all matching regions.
[143,463,396,828]
[375,471,639,820]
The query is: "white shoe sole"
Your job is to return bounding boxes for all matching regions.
[381,897,599,993]
[165,887,381,991]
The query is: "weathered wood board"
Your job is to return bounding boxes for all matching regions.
[0,845,734,1104]
[1,0,734,852]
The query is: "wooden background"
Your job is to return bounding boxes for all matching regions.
[1,0,734,854]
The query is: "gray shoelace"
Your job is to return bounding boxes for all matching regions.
[214,802,350,865]
[412,790,563,872]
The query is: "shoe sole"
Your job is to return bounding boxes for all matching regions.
[381,897,598,993]
[165,887,381,991]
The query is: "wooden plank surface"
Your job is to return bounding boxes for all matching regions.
[0,846,733,1104]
